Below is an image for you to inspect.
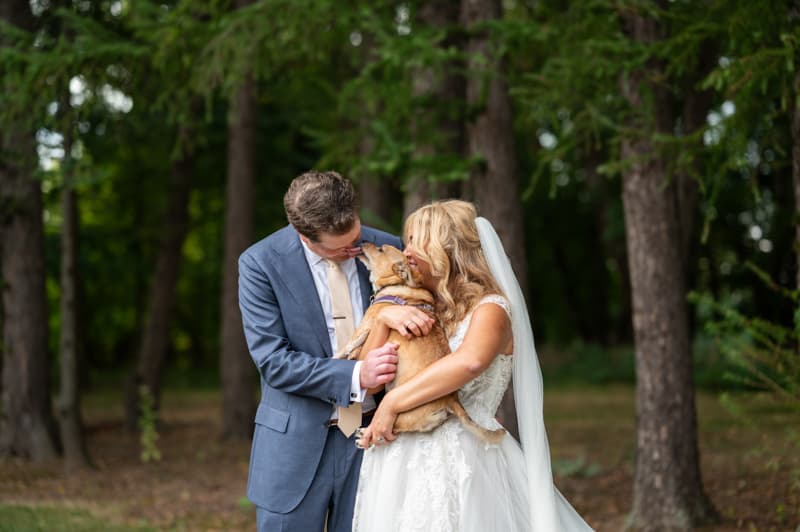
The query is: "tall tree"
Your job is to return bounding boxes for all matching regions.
[125,133,194,430]
[0,0,60,463]
[793,68,800,294]
[619,4,716,528]
[460,0,525,439]
[56,128,91,468]
[403,0,465,218]
[220,69,257,440]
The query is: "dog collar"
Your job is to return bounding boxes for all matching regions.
[371,294,435,314]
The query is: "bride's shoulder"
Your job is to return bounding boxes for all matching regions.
[474,293,511,317]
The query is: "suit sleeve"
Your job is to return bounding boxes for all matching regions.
[238,252,357,406]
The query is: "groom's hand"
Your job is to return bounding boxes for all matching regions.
[360,342,399,389]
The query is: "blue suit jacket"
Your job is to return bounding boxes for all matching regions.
[238,224,402,513]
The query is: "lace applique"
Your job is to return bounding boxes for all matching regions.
[447,294,513,428]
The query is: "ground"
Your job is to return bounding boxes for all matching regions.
[1,386,798,531]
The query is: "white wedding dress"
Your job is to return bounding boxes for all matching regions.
[352,218,593,532]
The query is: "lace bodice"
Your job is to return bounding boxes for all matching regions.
[450,294,513,430]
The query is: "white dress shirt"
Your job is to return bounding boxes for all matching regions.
[300,240,376,415]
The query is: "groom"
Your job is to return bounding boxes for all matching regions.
[238,170,433,532]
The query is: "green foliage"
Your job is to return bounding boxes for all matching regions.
[691,266,800,413]
[542,343,635,385]
[1,0,798,388]
[137,385,161,463]
[551,454,603,478]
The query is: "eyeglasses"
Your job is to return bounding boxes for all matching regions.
[313,234,363,254]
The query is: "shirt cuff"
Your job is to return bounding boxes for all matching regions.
[350,361,367,403]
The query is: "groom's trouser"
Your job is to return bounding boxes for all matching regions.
[256,426,362,532]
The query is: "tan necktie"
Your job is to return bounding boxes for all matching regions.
[326,259,361,437]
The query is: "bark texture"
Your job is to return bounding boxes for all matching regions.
[0,0,60,462]
[793,68,800,293]
[125,137,194,430]
[57,135,91,469]
[220,73,257,440]
[620,8,717,530]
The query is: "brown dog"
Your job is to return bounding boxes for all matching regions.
[334,242,505,445]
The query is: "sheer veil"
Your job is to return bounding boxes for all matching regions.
[476,217,594,532]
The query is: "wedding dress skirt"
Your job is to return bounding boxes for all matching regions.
[353,296,549,531]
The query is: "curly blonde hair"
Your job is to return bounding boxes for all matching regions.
[403,200,504,336]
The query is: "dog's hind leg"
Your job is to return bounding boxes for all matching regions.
[394,406,449,434]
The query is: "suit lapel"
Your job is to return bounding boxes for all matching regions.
[356,260,372,312]
[356,231,378,311]
[273,228,332,356]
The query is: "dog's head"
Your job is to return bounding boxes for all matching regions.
[358,242,424,290]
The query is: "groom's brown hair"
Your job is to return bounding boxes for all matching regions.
[283,170,359,241]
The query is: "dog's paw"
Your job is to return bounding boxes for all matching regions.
[353,427,372,449]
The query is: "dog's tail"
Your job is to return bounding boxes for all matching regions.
[449,401,506,445]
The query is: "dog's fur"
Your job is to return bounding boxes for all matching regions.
[334,243,505,444]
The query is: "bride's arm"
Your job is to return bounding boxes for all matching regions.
[367,303,511,444]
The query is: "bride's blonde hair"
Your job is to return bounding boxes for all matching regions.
[403,200,504,336]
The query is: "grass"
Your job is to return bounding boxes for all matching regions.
[0,505,155,532]
[0,385,797,531]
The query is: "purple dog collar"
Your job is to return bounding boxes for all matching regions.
[371,294,435,314]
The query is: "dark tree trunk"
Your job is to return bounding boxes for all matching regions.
[56,132,91,469]
[460,0,524,440]
[678,43,716,343]
[125,136,194,430]
[792,69,800,294]
[359,174,395,229]
[584,150,631,345]
[220,73,257,440]
[620,8,717,530]
[0,0,60,463]
[404,0,464,218]
[357,128,397,229]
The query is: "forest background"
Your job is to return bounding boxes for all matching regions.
[1,0,799,530]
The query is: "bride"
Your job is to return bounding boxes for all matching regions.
[352,200,593,531]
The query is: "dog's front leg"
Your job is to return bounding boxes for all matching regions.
[340,315,374,360]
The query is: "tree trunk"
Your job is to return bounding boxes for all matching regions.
[359,174,395,229]
[678,43,716,344]
[56,132,91,469]
[358,127,396,230]
[0,0,60,463]
[792,69,800,294]
[585,152,633,344]
[460,0,524,440]
[220,73,257,440]
[404,0,464,218]
[620,8,717,530]
[125,136,193,430]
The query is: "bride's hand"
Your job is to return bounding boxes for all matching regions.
[378,306,435,338]
[368,396,399,446]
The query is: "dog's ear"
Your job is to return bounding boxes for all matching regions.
[392,260,417,287]
[392,260,421,287]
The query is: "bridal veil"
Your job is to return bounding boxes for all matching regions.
[476,217,594,532]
